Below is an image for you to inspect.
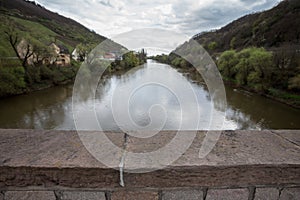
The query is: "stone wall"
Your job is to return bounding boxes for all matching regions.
[1,187,300,200]
[0,129,299,199]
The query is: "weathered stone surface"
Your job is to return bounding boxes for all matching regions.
[280,187,300,200]
[0,129,124,168]
[271,130,300,146]
[123,130,300,170]
[254,188,279,200]
[0,129,300,188]
[123,130,300,188]
[59,191,106,200]
[0,166,120,188]
[0,192,3,200]
[162,189,203,200]
[172,130,300,166]
[0,129,123,188]
[4,191,56,200]
[111,191,158,200]
[206,188,249,200]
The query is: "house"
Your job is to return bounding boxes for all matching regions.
[112,51,123,61]
[104,52,116,61]
[72,48,80,61]
[99,52,123,61]
[49,43,70,66]
[17,40,71,66]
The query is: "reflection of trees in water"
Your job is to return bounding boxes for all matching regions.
[23,87,72,129]
[0,85,73,129]
[225,86,300,129]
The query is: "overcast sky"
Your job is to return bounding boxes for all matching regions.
[35,0,281,38]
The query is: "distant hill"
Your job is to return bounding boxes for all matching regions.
[0,0,106,56]
[193,0,300,53]
[152,0,300,107]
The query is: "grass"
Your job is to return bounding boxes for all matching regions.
[0,15,58,57]
[268,88,300,100]
[0,15,104,57]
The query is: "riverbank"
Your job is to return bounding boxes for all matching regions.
[0,51,147,99]
[151,58,300,109]
[222,79,300,109]
[0,62,80,99]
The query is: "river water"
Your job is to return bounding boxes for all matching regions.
[0,60,299,130]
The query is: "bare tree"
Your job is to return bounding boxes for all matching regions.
[4,30,33,68]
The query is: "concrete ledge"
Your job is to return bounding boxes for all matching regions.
[0,129,300,189]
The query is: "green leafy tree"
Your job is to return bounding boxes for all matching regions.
[217,50,238,79]
[75,43,95,61]
[122,51,139,69]
[208,41,218,50]
[230,37,236,49]
[247,48,273,90]
[218,47,274,90]
[0,66,26,97]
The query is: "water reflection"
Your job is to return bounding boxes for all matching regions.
[0,85,74,129]
[0,60,299,130]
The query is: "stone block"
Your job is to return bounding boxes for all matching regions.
[254,188,279,200]
[206,188,249,200]
[4,191,56,200]
[162,189,203,200]
[280,188,300,200]
[111,191,158,200]
[59,191,106,200]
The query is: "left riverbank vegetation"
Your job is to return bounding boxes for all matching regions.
[152,0,300,108]
[0,0,146,98]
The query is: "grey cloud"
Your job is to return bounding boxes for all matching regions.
[35,0,281,37]
[167,0,279,35]
[99,0,113,8]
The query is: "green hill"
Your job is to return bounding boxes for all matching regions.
[152,0,300,108]
[0,0,109,97]
[193,0,300,53]
[0,0,106,56]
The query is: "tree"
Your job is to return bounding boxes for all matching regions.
[75,43,94,61]
[235,58,250,86]
[230,37,236,49]
[208,41,218,50]
[4,31,33,68]
[245,48,273,90]
[138,48,147,64]
[217,50,238,79]
[122,51,139,69]
[0,66,26,97]
[218,47,274,90]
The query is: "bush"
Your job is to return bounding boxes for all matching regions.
[289,74,300,90]
[0,66,26,97]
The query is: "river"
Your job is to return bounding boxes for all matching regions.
[0,60,299,130]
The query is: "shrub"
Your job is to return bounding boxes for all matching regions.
[0,66,26,97]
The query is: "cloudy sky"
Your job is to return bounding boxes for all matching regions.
[34,0,281,38]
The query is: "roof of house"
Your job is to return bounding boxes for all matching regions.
[57,44,70,54]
